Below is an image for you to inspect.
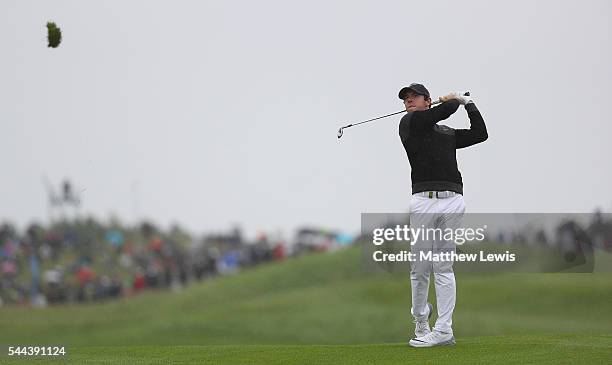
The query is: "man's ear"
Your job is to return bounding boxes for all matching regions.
[426,97,432,108]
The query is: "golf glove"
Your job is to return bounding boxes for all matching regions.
[454,92,473,105]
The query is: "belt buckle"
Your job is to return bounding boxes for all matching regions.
[428,192,434,199]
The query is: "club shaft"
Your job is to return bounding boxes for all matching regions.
[342,99,444,129]
[346,110,405,128]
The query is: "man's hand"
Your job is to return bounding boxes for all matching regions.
[438,93,457,103]
[439,92,473,105]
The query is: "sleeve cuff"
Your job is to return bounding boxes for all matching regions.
[465,102,478,112]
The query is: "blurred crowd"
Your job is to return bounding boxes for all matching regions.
[488,211,612,271]
[492,211,612,250]
[0,219,352,307]
[3,210,608,306]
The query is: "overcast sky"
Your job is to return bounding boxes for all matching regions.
[1,0,610,239]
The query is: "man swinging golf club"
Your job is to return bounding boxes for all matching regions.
[398,83,488,347]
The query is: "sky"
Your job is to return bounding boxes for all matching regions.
[1,0,611,239]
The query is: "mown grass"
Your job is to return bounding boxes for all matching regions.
[1,246,611,363]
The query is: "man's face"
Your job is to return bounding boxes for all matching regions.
[403,91,431,112]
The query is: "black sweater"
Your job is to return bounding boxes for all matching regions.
[398,100,488,195]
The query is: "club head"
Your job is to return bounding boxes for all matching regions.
[337,127,344,139]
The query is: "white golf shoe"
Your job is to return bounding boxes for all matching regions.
[409,330,456,348]
[414,302,434,338]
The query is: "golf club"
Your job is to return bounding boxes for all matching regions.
[337,92,470,139]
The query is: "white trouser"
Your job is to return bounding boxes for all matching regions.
[409,193,465,334]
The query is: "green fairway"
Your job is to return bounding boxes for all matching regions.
[3,335,612,364]
[1,246,611,363]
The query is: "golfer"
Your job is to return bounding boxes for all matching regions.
[397,83,488,347]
